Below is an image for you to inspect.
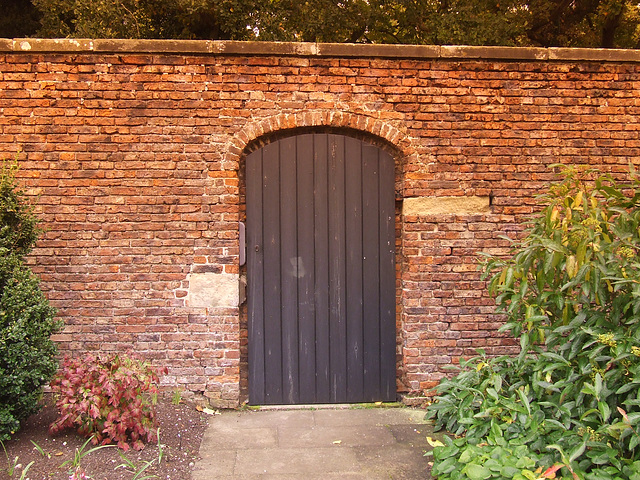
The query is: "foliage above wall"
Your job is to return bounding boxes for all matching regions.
[4,0,640,48]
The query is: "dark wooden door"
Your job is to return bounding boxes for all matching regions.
[246,133,395,405]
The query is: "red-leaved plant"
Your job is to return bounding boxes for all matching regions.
[49,353,167,451]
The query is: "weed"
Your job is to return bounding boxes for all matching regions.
[30,440,50,458]
[116,428,164,480]
[61,436,114,474]
[116,454,158,480]
[15,461,33,480]
[171,389,182,406]
[1,439,20,477]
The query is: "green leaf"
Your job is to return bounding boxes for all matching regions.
[459,448,474,464]
[483,458,502,472]
[486,388,499,401]
[569,440,587,463]
[463,463,492,480]
[594,373,603,400]
[516,388,531,416]
[624,412,640,425]
[540,351,571,366]
[504,267,514,289]
[598,401,611,422]
[520,470,539,480]
[582,382,597,397]
[500,465,521,477]
[492,374,503,393]
[433,456,458,475]
[490,419,503,440]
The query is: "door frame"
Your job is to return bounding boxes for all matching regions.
[239,128,402,405]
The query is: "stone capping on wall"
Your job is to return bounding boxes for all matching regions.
[2,37,640,62]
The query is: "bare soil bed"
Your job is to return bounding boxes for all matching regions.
[0,395,209,480]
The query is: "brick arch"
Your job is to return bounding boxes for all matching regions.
[234,112,415,402]
[225,111,416,164]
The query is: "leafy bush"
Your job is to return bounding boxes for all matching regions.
[49,353,167,451]
[0,160,60,442]
[0,160,42,258]
[426,166,640,480]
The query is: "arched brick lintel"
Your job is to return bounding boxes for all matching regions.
[225,111,417,167]
[231,111,416,401]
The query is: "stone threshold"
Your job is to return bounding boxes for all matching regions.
[1,38,640,62]
[243,402,407,411]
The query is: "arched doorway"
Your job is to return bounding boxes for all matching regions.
[246,133,396,405]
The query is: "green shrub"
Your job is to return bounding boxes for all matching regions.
[49,353,167,451]
[0,160,41,258]
[426,166,640,480]
[0,159,61,441]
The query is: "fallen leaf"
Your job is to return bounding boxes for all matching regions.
[375,401,382,406]
[333,440,342,445]
[54,452,64,456]
[202,407,220,416]
[426,437,445,448]
[542,464,562,479]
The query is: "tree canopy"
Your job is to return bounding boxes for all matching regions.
[2,0,640,48]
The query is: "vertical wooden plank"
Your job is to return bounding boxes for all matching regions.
[313,134,331,403]
[247,149,265,405]
[328,134,347,402]
[297,134,317,403]
[362,145,381,402]
[378,150,397,401]
[262,141,283,404]
[280,136,299,404]
[345,137,364,402]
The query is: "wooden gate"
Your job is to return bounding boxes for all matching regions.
[246,133,396,405]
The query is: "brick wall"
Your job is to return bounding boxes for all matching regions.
[1,40,639,405]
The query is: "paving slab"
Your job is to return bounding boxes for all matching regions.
[199,426,278,449]
[235,447,360,475]
[388,424,432,448]
[192,406,434,480]
[211,475,373,480]
[211,409,316,429]
[355,445,432,479]
[277,424,396,448]
[194,449,237,473]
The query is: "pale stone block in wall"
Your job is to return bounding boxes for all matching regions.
[186,272,240,309]
[403,196,491,216]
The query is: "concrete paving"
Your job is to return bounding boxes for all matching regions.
[192,406,436,479]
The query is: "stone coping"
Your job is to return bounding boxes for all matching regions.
[1,38,640,62]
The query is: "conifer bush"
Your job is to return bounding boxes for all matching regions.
[0,160,61,441]
[426,166,640,480]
